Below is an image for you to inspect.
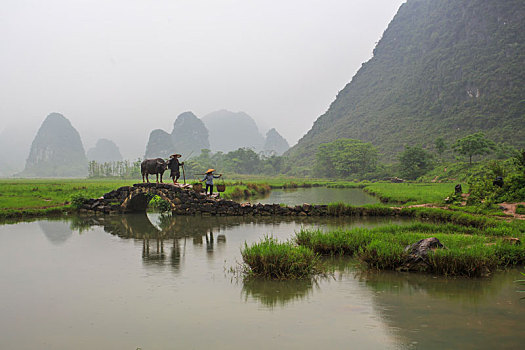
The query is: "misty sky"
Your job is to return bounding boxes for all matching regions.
[1,0,405,159]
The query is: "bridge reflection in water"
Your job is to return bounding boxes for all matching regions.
[71,213,236,270]
[66,213,414,308]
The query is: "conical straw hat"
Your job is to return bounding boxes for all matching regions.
[206,168,215,173]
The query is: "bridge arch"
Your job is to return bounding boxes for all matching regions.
[121,189,176,213]
[120,184,179,213]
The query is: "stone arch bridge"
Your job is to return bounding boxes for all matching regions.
[79,183,290,216]
[79,183,393,217]
[81,183,213,214]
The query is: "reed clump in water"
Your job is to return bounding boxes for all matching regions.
[241,236,322,279]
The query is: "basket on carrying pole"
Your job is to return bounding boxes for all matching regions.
[192,183,203,192]
[216,176,226,192]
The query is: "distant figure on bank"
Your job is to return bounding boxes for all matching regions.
[493,176,504,188]
[202,168,221,195]
[455,184,462,195]
[167,154,184,184]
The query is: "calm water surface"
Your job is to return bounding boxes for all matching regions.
[0,207,523,349]
[247,187,380,206]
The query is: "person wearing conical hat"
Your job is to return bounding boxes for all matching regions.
[167,154,184,184]
[201,168,221,195]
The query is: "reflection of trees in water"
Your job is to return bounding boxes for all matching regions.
[356,269,523,349]
[360,270,501,303]
[241,278,319,309]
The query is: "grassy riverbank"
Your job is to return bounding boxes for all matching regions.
[294,221,525,277]
[0,177,512,221]
[0,179,134,218]
[0,178,276,218]
[363,182,467,205]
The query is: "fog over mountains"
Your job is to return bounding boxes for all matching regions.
[0,110,289,177]
[2,0,522,177]
[144,110,289,159]
[202,110,266,153]
[87,139,123,163]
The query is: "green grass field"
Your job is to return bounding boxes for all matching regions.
[362,182,466,205]
[0,178,135,217]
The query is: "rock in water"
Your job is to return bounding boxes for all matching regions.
[171,111,210,157]
[87,138,123,163]
[264,128,289,155]
[144,129,175,159]
[21,113,88,177]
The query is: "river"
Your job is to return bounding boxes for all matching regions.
[0,188,523,349]
[243,186,380,206]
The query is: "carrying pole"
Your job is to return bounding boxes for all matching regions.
[182,164,186,184]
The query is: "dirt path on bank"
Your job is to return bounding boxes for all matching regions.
[498,202,525,220]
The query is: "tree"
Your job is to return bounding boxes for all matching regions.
[453,132,496,164]
[398,146,433,180]
[223,148,261,174]
[435,137,447,159]
[315,139,379,178]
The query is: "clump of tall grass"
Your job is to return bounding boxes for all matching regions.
[327,202,348,216]
[282,182,298,189]
[247,182,271,195]
[295,228,371,255]
[359,239,408,270]
[223,182,271,200]
[326,202,396,216]
[426,245,497,277]
[241,236,322,279]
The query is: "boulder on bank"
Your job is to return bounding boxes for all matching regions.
[401,237,446,271]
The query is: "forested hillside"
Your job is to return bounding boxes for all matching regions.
[287,0,524,166]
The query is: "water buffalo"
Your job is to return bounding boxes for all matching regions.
[141,158,168,183]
